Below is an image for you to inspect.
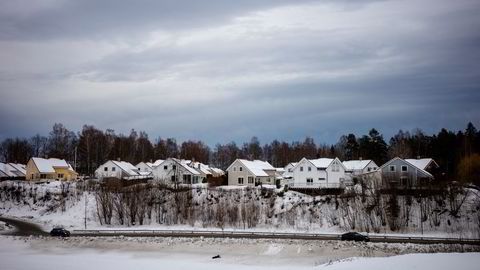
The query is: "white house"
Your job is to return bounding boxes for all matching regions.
[282,162,297,180]
[226,159,276,186]
[95,160,147,181]
[342,159,378,183]
[136,162,154,173]
[152,158,202,184]
[289,158,347,188]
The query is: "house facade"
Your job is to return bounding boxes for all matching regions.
[136,162,154,173]
[95,160,147,181]
[152,158,202,184]
[26,157,78,181]
[379,157,434,188]
[289,158,346,188]
[342,160,378,183]
[226,159,276,186]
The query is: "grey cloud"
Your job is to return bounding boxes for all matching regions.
[0,0,479,146]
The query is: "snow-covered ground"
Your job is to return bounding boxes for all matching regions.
[1,180,479,239]
[0,236,479,270]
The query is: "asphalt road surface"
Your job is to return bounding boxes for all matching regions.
[0,216,48,236]
[1,216,479,246]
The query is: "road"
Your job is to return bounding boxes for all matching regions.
[1,216,479,245]
[0,216,48,236]
[72,229,480,246]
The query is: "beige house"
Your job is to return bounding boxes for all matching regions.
[226,159,276,186]
[26,157,78,181]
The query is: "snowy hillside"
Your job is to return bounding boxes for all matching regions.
[0,180,479,238]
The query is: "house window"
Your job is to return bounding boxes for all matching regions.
[58,174,64,179]
[306,178,313,185]
[112,167,116,171]
[318,177,325,181]
[300,166,303,172]
[267,178,271,182]
[308,167,311,172]
[367,167,371,172]
[248,177,254,184]
[233,167,236,171]
[164,165,168,170]
[401,165,408,172]
[172,165,176,170]
[238,177,244,184]
[389,165,395,172]
[104,167,108,171]
[40,174,47,179]
[138,168,141,171]
[239,167,243,171]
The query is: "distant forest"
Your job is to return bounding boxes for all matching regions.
[1,123,479,184]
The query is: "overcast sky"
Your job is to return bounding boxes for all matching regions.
[0,0,479,145]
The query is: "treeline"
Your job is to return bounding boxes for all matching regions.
[1,123,479,183]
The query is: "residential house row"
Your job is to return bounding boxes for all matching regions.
[95,158,225,184]
[226,157,438,189]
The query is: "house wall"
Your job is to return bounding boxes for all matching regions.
[136,162,153,172]
[291,158,346,188]
[152,159,200,184]
[325,159,346,186]
[381,159,431,187]
[227,160,256,186]
[53,167,78,181]
[26,159,55,181]
[290,159,327,188]
[95,161,123,180]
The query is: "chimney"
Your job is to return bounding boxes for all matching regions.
[359,157,362,161]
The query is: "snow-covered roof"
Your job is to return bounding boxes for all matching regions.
[381,157,434,178]
[32,158,73,173]
[8,163,26,175]
[234,159,275,177]
[0,162,19,177]
[405,158,437,170]
[152,159,165,167]
[111,161,140,176]
[171,158,200,175]
[210,168,224,175]
[342,160,373,171]
[189,162,213,175]
[309,158,334,169]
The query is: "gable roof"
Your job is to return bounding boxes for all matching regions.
[31,157,74,174]
[8,163,26,175]
[0,162,22,177]
[189,161,213,175]
[170,158,200,175]
[309,158,334,168]
[136,161,153,170]
[292,157,346,171]
[342,160,375,171]
[111,160,140,176]
[227,159,275,177]
[152,159,165,167]
[404,158,438,171]
[381,157,433,178]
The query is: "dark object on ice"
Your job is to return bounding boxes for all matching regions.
[341,232,370,242]
[212,255,221,259]
[50,227,70,237]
